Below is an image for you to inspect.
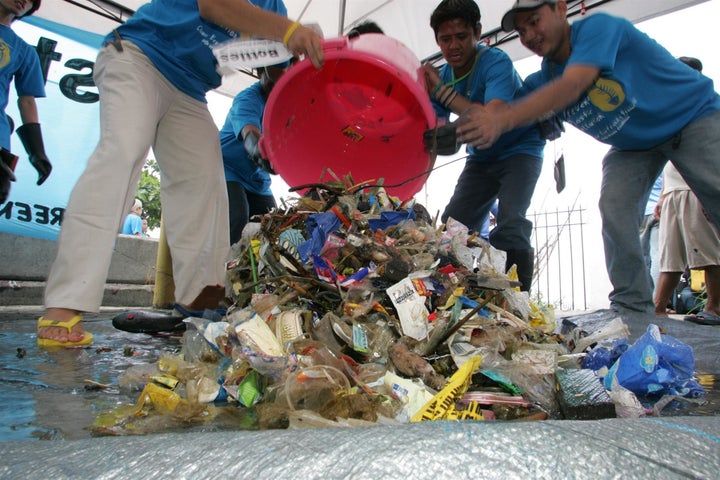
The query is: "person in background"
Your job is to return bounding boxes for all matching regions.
[640,175,663,294]
[654,162,720,323]
[457,0,720,315]
[121,198,144,236]
[423,0,545,292]
[653,56,720,325]
[479,198,499,242]
[346,20,384,37]
[221,62,285,246]
[0,0,52,204]
[37,0,324,347]
[141,216,149,237]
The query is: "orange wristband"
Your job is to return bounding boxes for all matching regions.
[283,21,301,46]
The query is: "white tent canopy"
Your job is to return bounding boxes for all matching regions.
[35,0,708,63]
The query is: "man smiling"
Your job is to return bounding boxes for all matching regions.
[456,0,720,314]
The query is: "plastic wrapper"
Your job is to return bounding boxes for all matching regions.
[573,316,629,354]
[283,365,351,411]
[556,368,616,420]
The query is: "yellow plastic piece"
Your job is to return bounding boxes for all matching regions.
[411,355,482,422]
[134,383,186,415]
[528,300,555,333]
[690,269,705,292]
[507,264,519,291]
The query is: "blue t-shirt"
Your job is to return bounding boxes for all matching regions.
[112,0,287,102]
[524,13,720,150]
[122,213,143,235]
[219,82,272,195]
[433,45,545,162]
[0,24,45,149]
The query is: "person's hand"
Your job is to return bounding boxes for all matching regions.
[456,105,504,149]
[423,123,460,156]
[422,63,441,92]
[654,196,663,220]
[285,23,324,69]
[0,149,17,204]
[16,123,52,185]
[243,132,276,174]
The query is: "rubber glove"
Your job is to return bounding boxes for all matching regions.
[243,131,276,174]
[423,122,461,155]
[16,123,52,185]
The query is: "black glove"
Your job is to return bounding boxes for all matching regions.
[423,122,461,156]
[16,123,52,185]
[243,131,275,174]
[0,148,17,204]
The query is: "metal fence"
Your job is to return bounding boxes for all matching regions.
[529,206,588,312]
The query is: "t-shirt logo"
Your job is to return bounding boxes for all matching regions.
[587,77,625,112]
[0,40,10,69]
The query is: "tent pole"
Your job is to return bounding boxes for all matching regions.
[338,0,346,36]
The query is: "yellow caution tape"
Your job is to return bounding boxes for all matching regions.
[446,400,484,420]
[411,355,482,422]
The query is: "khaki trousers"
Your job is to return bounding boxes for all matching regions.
[45,41,229,311]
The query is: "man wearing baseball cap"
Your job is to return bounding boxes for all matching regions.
[455,0,720,316]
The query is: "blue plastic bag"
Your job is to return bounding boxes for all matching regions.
[582,338,628,371]
[604,324,704,398]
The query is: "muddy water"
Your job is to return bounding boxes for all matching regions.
[0,312,718,442]
[0,314,180,441]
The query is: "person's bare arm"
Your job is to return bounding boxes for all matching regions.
[457,64,599,148]
[17,96,39,125]
[197,0,324,68]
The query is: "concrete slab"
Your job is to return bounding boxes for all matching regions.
[0,232,159,307]
[0,232,159,284]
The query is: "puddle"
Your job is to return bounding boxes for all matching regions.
[0,315,180,441]
[1,312,718,442]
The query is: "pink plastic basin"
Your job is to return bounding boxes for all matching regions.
[260,33,437,201]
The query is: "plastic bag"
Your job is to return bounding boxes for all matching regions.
[604,324,704,398]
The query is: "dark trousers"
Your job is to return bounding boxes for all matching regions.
[227,181,276,245]
[441,154,542,251]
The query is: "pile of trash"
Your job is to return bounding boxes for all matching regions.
[94,181,705,435]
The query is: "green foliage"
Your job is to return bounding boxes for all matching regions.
[136,159,161,229]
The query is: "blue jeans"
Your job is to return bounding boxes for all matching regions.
[600,109,720,313]
[441,154,543,251]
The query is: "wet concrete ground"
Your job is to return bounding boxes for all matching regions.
[0,307,718,442]
[0,307,183,441]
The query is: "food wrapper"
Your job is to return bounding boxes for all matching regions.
[387,277,429,341]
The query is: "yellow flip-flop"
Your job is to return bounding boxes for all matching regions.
[37,315,94,347]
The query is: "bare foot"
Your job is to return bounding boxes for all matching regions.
[39,308,87,343]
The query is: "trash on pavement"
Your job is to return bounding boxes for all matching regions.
[95,182,706,435]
